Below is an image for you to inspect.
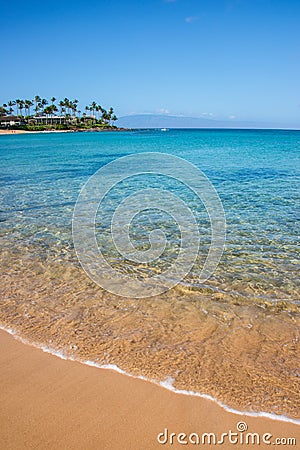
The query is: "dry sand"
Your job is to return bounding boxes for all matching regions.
[0,129,72,135]
[0,329,298,450]
[0,129,31,134]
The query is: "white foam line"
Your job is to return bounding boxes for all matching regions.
[1,325,299,426]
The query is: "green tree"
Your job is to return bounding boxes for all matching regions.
[91,101,97,121]
[8,101,15,115]
[112,114,118,126]
[51,105,58,115]
[71,99,78,117]
[44,106,52,124]
[24,99,34,116]
[95,105,100,121]
[40,98,48,113]
[64,98,70,115]
[34,96,41,116]
[108,107,114,125]
[0,106,8,116]
[101,108,109,124]
[18,100,25,117]
[15,99,21,116]
[44,105,58,124]
[59,100,65,124]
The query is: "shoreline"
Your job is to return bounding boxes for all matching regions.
[0,247,298,422]
[0,328,299,449]
[1,127,300,136]
[0,127,130,135]
[1,324,299,426]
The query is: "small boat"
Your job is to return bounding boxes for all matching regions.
[161,128,168,132]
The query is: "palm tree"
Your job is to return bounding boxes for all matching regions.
[101,108,109,124]
[7,101,15,115]
[43,106,52,124]
[90,107,95,124]
[0,103,8,116]
[59,100,65,124]
[52,105,58,124]
[44,106,52,115]
[29,100,34,116]
[71,99,78,117]
[45,105,58,124]
[112,114,117,127]
[3,95,117,128]
[34,96,41,116]
[19,100,25,117]
[0,105,8,116]
[15,99,21,116]
[95,105,100,121]
[24,99,34,117]
[51,104,58,114]
[108,107,114,125]
[41,98,48,114]
[64,98,70,115]
[91,101,97,118]
[24,100,28,116]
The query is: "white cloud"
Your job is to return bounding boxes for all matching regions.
[185,16,199,23]
[228,115,236,119]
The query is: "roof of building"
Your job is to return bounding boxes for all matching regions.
[0,115,21,121]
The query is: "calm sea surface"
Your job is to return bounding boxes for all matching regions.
[0,129,299,419]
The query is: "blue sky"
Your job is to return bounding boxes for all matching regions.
[1,0,300,125]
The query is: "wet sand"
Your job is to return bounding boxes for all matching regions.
[0,330,298,450]
[0,247,299,420]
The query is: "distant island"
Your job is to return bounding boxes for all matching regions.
[0,96,123,132]
[117,114,300,130]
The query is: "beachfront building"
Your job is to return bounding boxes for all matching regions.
[28,116,72,125]
[0,115,25,127]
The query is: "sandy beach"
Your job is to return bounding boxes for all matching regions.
[0,129,72,135]
[0,129,31,134]
[0,128,125,135]
[0,329,298,450]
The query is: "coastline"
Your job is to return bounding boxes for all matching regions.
[0,129,32,134]
[0,329,299,449]
[0,127,130,135]
[1,127,300,136]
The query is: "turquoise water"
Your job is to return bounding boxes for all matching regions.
[1,129,299,302]
[0,129,299,419]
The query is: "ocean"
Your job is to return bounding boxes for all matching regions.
[0,129,299,420]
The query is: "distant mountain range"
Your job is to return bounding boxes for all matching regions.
[117,114,299,130]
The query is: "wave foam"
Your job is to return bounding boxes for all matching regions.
[1,324,299,426]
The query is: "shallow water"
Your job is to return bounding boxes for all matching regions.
[0,129,299,418]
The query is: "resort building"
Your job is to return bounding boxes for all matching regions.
[0,115,25,127]
[28,116,71,125]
